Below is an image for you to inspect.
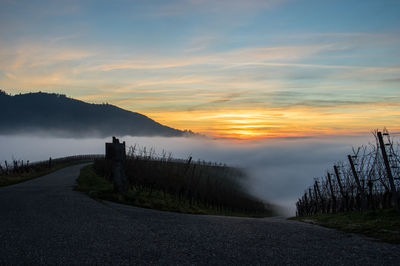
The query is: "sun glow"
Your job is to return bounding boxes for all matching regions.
[141,104,400,140]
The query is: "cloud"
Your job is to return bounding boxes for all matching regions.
[329,66,400,81]
[1,30,399,140]
[88,58,203,71]
[84,43,334,74]
[185,92,245,111]
[0,39,94,80]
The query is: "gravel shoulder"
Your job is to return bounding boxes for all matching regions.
[1,164,400,265]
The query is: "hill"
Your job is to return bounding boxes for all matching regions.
[0,90,187,137]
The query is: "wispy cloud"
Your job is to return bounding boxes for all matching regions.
[86,43,334,73]
[0,40,93,69]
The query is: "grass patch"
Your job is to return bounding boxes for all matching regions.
[291,209,400,244]
[0,161,91,187]
[76,164,274,218]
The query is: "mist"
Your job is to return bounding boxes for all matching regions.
[0,134,373,216]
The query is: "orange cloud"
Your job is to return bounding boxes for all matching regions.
[140,103,400,139]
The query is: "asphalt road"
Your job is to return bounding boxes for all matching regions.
[1,164,400,265]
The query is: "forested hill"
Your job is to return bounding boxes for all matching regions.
[0,90,186,137]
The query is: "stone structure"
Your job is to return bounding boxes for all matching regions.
[105,137,128,193]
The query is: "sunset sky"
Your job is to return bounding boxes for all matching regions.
[1,0,399,138]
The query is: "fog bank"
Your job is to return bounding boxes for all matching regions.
[0,134,373,216]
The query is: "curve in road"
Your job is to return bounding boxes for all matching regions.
[1,164,400,265]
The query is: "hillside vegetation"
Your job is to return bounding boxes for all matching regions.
[0,90,186,137]
[77,148,274,217]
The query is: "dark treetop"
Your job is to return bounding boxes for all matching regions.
[0,90,186,137]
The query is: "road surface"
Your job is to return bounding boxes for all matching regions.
[1,164,400,265]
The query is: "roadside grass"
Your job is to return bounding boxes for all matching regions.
[291,210,400,244]
[0,161,91,187]
[76,164,274,218]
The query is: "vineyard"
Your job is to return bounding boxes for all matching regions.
[0,155,103,186]
[93,144,271,216]
[296,129,400,216]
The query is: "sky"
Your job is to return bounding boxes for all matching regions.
[1,0,400,139]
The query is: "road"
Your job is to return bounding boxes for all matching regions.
[1,164,400,265]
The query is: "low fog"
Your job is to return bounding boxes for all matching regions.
[0,134,373,216]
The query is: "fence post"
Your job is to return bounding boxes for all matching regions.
[327,173,336,213]
[308,188,314,214]
[314,180,324,213]
[106,137,128,193]
[304,193,309,215]
[334,165,347,211]
[348,155,367,210]
[377,131,399,210]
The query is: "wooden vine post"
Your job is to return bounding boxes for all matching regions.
[348,155,367,210]
[377,131,399,210]
[334,165,347,211]
[314,180,324,213]
[303,193,309,215]
[308,188,314,214]
[327,173,336,213]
